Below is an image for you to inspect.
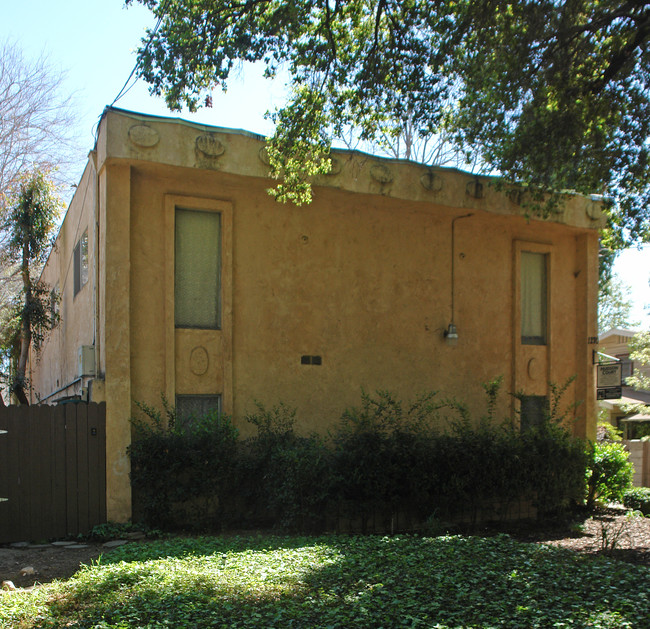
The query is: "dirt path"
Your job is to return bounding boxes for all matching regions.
[0,540,127,589]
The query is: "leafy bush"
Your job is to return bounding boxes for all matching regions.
[238,402,334,531]
[586,441,634,508]
[623,487,650,515]
[331,390,445,531]
[521,419,589,517]
[329,383,587,530]
[597,419,623,442]
[128,397,239,530]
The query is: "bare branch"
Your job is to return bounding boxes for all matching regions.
[0,40,81,218]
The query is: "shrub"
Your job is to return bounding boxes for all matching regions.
[437,416,525,522]
[623,487,650,515]
[129,384,592,534]
[238,402,334,531]
[521,420,588,517]
[329,383,588,529]
[330,390,448,531]
[597,419,623,442]
[128,398,239,530]
[586,441,634,508]
[508,378,588,517]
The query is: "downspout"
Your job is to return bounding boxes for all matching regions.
[90,149,101,393]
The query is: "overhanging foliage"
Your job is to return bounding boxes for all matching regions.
[127,0,650,244]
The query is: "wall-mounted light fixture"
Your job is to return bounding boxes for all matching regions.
[444,323,459,345]
[445,213,473,345]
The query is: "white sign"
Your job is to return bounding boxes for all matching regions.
[597,363,622,388]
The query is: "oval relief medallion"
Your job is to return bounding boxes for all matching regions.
[420,171,443,192]
[196,134,225,158]
[325,157,342,176]
[586,200,603,221]
[370,164,393,184]
[258,146,271,166]
[527,357,540,381]
[190,346,209,376]
[128,125,160,148]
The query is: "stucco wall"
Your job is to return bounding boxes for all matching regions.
[123,162,596,437]
[29,159,97,403]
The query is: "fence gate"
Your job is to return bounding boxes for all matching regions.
[0,402,106,543]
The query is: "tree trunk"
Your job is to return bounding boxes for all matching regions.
[14,239,31,406]
[12,383,29,405]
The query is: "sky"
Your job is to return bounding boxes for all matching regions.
[2,0,649,329]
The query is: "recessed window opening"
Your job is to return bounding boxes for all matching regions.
[176,394,222,430]
[521,251,547,345]
[73,230,88,297]
[175,208,221,329]
[520,395,549,432]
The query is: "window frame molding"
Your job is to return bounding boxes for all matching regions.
[512,239,555,424]
[513,240,554,350]
[163,194,233,415]
[174,207,222,330]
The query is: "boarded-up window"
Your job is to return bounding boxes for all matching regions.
[521,251,547,345]
[175,209,221,328]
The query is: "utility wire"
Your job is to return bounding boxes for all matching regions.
[109,13,164,107]
[93,0,172,142]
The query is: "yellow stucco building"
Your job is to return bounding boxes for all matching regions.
[30,107,604,522]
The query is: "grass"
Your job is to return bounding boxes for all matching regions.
[1,534,649,628]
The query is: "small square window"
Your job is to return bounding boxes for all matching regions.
[175,394,222,429]
[520,395,549,432]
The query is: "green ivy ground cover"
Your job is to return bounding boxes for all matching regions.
[1,535,648,628]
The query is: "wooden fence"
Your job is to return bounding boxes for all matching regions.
[623,439,650,488]
[0,402,106,543]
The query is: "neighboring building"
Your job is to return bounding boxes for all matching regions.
[599,327,650,439]
[29,107,604,521]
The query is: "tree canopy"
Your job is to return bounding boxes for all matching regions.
[0,168,62,404]
[598,273,639,333]
[624,329,650,418]
[0,41,79,214]
[0,41,80,380]
[127,0,650,244]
